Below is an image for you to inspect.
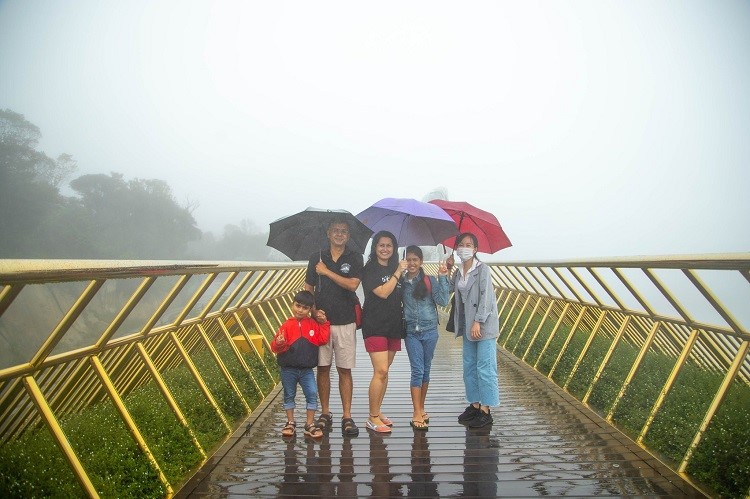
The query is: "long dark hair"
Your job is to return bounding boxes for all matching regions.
[367,230,399,268]
[406,245,429,300]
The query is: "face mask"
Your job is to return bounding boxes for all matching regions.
[456,247,475,261]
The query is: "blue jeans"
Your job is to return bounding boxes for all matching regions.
[280,366,318,411]
[404,327,439,387]
[462,335,499,407]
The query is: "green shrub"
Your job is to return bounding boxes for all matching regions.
[509,299,750,498]
[687,380,750,498]
[0,314,281,498]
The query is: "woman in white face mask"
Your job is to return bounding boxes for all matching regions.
[450,232,500,428]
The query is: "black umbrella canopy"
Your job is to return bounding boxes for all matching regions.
[267,207,373,261]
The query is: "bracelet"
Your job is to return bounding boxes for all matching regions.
[391,274,399,279]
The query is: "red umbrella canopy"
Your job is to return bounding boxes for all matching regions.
[428,200,512,254]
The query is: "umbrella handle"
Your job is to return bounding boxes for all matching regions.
[318,249,322,289]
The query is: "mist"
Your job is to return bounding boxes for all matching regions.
[1,1,749,261]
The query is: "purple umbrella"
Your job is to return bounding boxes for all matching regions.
[356,198,459,247]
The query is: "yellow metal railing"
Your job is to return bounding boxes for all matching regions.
[1,256,748,497]
[0,260,307,498]
[479,254,749,496]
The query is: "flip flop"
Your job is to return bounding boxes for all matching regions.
[410,420,428,431]
[422,413,430,423]
[379,414,393,427]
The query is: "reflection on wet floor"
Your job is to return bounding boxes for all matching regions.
[177,331,704,498]
[408,430,438,497]
[462,425,499,498]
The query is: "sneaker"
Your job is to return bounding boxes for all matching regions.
[458,404,481,424]
[467,410,493,428]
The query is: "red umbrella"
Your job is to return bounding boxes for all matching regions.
[428,200,512,253]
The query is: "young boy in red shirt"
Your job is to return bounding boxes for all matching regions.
[271,290,330,439]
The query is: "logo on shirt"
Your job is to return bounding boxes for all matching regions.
[309,330,315,337]
[340,263,351,274]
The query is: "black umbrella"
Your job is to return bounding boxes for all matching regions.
[267,207,373,261]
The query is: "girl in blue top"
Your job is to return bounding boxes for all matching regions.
[402,245,450,430]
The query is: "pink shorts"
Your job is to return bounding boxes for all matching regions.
[364,336,402,353]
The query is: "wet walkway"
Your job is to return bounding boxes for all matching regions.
[177,329,703,498]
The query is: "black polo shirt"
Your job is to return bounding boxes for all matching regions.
[305,247,364,326]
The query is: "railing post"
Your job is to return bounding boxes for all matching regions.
[22,375,100,498]
[679,339,750,473]
[89,356,173,496]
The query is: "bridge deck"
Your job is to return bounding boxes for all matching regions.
[177,329,703,498]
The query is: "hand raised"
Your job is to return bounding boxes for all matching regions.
[438,260,448,275]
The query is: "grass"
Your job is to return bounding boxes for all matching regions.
[0,313,281,499]
[502,301,750,498]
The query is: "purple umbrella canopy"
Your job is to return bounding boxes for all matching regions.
[356,198,459,247]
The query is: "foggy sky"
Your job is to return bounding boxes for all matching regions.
[1,0,748,261]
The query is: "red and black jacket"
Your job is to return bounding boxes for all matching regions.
[271,317,330,368]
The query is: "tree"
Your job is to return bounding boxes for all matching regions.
[186,219,271,261]
[1,109,201,259]
[69,173,201,258]
[0,109,75,257]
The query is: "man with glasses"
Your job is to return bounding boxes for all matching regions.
[305,218,364,436]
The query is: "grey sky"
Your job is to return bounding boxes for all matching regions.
[1,0,748,261]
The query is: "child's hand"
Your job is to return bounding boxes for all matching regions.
[315,309,327,323]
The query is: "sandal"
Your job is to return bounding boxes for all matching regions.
[379,414,393,427]
[422,413,430,423]
[365,415,392,434]
[304,423,323,439]
[341,417,360,436]
[410,419,428,431]
[317,412,333,429]
[281,421,296,438]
